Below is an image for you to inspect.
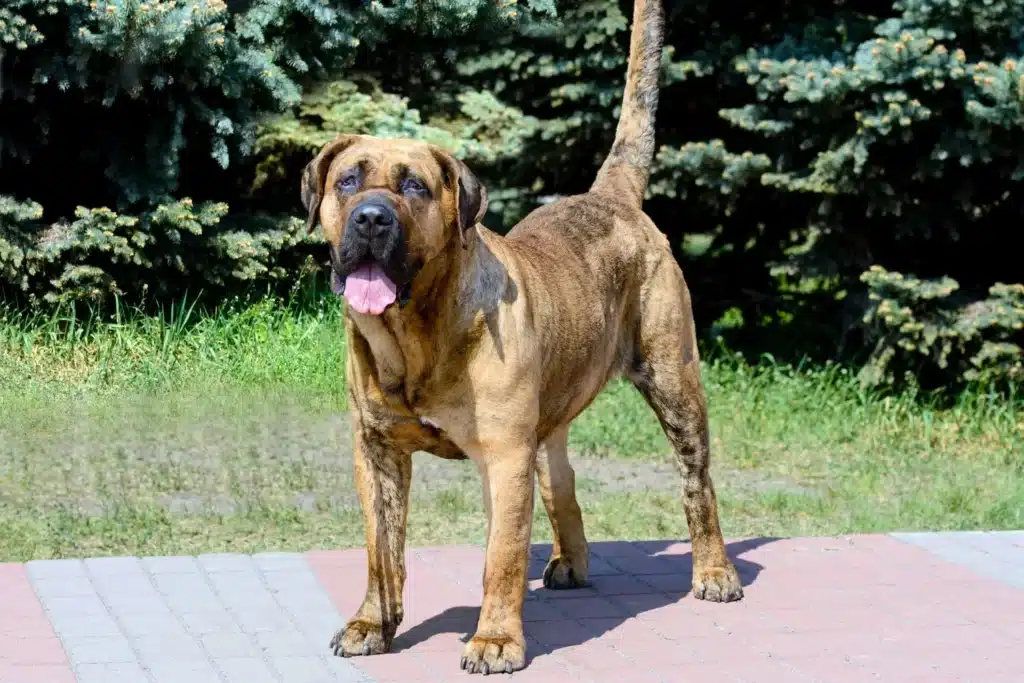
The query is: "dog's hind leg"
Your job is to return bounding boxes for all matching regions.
[628,260,743,603]
[536,426,590,589]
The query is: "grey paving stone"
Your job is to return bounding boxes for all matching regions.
[215,588,279,612]
[91,573,158,596]
[253,552,307,572]
[63,635,138,665]
[85,556,144,575]
[151,572,216,598]
[74,661,150,683]
[324,656,373,682]
[179,609,243,635]
[118,611,188,638]
[280,590,339,617]
[142,555,200,574]
[42,594,109,618]
[26,558,86,580]
[961,532,1024,564]
[253,628,313,657]
[994,530,1024,546]
[268,655,336,683]
[30,576,96,598]
[232,607,297,634]
[48,613,122,638]
[102,591,169,616]
[200,632,260,659]
[262,569,323,595]
[892,531,1024,589]
[214,656,280,683]
[294,613,341,644]
[197,553,253,573]
[145,659,223,683]
[133,632,207,663]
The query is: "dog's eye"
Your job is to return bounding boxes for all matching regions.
[338,175,358,192]
[400,177,427,196]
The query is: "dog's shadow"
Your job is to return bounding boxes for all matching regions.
[390,538,773,662]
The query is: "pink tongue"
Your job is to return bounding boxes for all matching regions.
[344,264,397,315]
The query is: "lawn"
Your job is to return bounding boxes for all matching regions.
[0,297,1021,562]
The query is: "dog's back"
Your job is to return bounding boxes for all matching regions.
[493,0,671,436]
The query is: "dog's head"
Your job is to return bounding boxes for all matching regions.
[301,134,488,315]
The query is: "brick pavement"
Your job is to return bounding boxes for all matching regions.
[2,532,1022,683]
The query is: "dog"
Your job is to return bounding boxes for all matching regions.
[299,0,742,674]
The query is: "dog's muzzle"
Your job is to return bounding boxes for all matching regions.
[331,199,413,313]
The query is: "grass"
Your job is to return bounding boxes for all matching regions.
[1,296,1022,562]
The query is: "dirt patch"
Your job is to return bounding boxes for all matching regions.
[1,390,813,518]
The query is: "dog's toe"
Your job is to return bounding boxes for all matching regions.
[461,634,526,675]
[692,564,743,603]
[330,619,391,657]
[542,556,588,590]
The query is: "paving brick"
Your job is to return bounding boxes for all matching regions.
[178,609,242,635]
[267,655,335,682]
[9,533,1024,683]
[83,556,144,574]
[144,659,222,683]
[197,553,252,573]
[29,577,97,599]
[0,635,68,665]
[588,573,658,595]
[213,656,279,683]
[252,627,310,657]
[324,655,374,682]
[38,594,109,619]
[141,556,199,574]
[199,632,260,659]
[116,612,187,638]
[132,632,207,663]
[61,635,137,665]
[253,552,308,573]
[25,559,86,580]
[44,613,122,639]
[892,532,1024,588]
[960,532,1024,563]
[1,663,77,683]
[262,568,323,596]
[150,571,215,597]
[231,607,296,634]
[101,591,169,616]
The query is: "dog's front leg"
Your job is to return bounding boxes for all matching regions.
[462,447,535,675]
[331,430,412,657]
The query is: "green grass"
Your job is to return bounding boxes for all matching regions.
[1,297,1021,562]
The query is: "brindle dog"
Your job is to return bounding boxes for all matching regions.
[299,0,743,674]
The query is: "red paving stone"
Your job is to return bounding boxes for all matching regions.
[0,563,75,683]
[308,535,1024,682]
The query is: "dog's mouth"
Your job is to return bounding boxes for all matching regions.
[332,262,399,316]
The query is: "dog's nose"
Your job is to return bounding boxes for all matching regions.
[349,203,396,235]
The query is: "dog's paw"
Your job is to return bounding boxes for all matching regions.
[542,555,588,590]
[692,563,743,603]
[460,633,527,675]
[329,619,393,657]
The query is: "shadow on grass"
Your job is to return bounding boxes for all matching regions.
[389,537,774,662]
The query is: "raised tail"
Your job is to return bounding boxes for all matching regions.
[590,0,665,207]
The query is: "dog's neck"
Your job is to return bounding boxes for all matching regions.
[346,226,510,411]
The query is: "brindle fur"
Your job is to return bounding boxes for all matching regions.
[302,0,742,674]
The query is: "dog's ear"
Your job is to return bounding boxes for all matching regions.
[431,148,488,247]
[301,134,358,234]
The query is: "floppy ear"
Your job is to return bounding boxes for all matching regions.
[431,148,488,247]
[300,134,358,234]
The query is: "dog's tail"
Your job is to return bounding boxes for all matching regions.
[590,0,665,207]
